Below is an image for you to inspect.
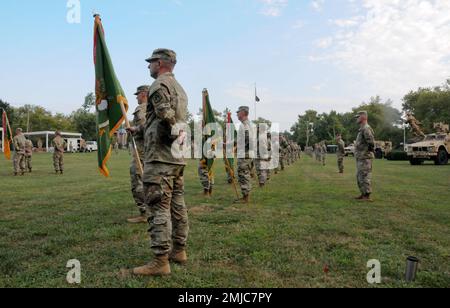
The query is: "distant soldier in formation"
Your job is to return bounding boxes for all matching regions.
[198,158,214,196]
[198,140,216,196]
[321,142,327,166]
[255,127,271,188]
[354,111,375,202]
[236,106,254,203]
[279,135,289,170]
[336,134,345,174]
[13,128,26,176]
[25,138,33,173]
[127,85,150,224]
[52,131,66,175]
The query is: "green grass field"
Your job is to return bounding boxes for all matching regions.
[0,152,449,288]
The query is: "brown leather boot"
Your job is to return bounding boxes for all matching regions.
[361,194,374,202]
[127,215,147,224]
[209,187,213,196]
[170,249,188,265]
[132,255,171,277]
[234,194,250,204]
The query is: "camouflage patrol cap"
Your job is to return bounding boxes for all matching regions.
[145,48,177,64]
[16,128,23,132]
[237,106,250,114]
[355,111,368,118]
[134,85,150,95]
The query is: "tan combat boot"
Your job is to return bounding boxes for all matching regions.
[235,194,250,204]
[127,215,147,224]
[170,248,188,265]
[132,255,171,277]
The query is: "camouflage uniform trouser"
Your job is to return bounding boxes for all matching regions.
[53,152,64,172]
[13,152,26,174]
[238,158,253,196]
[279,155,285,171]
[143,162,189,256]
[25,154,32,171]
[255,159,269,185]
[130,157,146,215]
[357,159,373,195]
[337,156,344,173]
[198,165,214,190]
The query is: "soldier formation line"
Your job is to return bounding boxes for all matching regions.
[5,48,376,277]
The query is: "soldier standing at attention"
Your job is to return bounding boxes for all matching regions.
[354,111,375,202]
[128,49,189,276]
[52,131,66,175]
[321,142,327,166]
[336,134,345,174]
[236,106,254,203]
[127,85,150,224]
[25,138,33,173]
[13,128,26,176]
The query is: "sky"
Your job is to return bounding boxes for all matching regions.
[1,0,450,131]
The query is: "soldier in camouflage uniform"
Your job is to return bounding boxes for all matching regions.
[198,140,216,196]
[236,106,254,203]
[198,159,214,196]
[25,138,33,173]
[336,134,345,174]
[321,142,327,166]
[12,128,26,176]
[127,85,150,224]
[255,125,270,187]
[129,49,189,277]
[52,131,66,174]
[354,111,375,201]
[279,135,288,171]
[314,144,321,163]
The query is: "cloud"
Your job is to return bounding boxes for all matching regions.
[313,0,450,99]
[311,0,325,12]
[259,0,289,17]
[314,37,333,49]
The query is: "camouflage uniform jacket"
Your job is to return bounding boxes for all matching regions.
[13,135,26,154]
[337,139,345,158]
[132,102,147,157]
[52,136,66,153]
[355,124,375,160]
[141,72,188,165]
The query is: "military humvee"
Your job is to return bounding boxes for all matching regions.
[407,132,450,165]
[374,141,392,159]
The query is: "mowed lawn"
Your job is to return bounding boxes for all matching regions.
[0,151,449,288]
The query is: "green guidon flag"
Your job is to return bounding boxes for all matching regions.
[93,15,128,177]
[202,89,217,178]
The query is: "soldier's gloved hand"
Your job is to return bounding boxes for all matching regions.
[126,127,137,134]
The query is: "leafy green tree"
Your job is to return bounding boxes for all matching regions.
[83,93,96,112]
[71,109,97,141]
[403,80,450,133]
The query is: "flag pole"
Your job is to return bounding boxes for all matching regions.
[224,156,240,199]
[2,108,14,140]
[254,83,257,121]
[119,101,144,176]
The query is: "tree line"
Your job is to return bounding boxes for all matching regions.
[1,80,449,146]
[0,94,97,141]
[290,80,450,147]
